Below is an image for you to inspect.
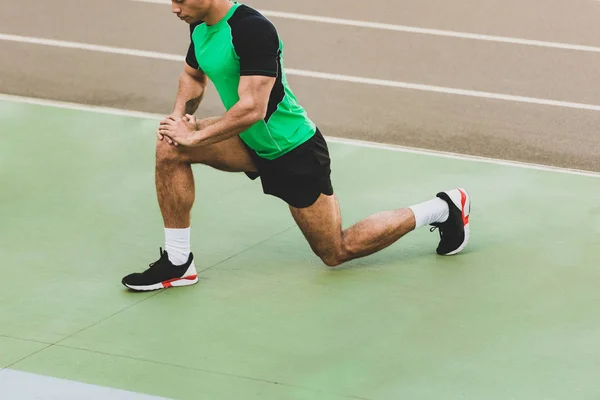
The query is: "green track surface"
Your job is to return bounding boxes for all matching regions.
[2,100,600,399]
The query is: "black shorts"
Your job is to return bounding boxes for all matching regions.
[242,128,334,208]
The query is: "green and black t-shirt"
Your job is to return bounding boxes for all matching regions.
[185,2,316,160]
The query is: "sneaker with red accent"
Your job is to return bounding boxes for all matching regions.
[121,248,198,291]
[430,188,471,255]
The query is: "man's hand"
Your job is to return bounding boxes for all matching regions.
[158,114,200,147]
[157,114,185,145]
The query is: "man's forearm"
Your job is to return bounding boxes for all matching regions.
[196,116,222,130]
[172,71,207,116]
[191,101,262,147]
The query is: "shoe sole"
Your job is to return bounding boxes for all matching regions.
[443,223,470,256]
[123,274,199,292]
[441,188,471,256]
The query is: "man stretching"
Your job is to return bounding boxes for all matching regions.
[122,0,471,291]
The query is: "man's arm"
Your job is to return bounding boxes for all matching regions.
[158,74,275,147]
[172,63,208,117]
[158,63,207,144]
[190,75,274,146]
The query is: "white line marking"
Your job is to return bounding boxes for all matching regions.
[0,33,184,61]
[0,93,163,120]
[2,33,600,112]
[0,369,170,400]
[1,93,598,178]
[131,0,600,54]
[284,69,600,111]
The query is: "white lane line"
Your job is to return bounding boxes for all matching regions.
[0,369,171,400]
[0,34,184,61]
[284,69,600,111]
[2,33,600,112]
[1,93,598,179]
[131,0,600,54]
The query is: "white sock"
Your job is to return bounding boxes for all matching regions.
[409,198,449,230]
[165,227,191,266]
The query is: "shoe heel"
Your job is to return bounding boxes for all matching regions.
[163,275,199,288]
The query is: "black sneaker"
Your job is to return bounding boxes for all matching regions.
[122,248,198,291]
[430,188,471,256]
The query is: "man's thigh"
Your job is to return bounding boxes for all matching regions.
[289,193,342,254]
[166,135,258,173]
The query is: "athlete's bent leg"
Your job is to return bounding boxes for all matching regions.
[156,132,257,228]
[289,193,417,267]
[122,120,258,291]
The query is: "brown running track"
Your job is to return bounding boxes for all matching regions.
[1,0,599,171]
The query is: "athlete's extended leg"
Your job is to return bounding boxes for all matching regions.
[290,188,470,267]
[290,194,417,266]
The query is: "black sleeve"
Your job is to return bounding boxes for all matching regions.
[185,22,201,69]
[230,16,279,77]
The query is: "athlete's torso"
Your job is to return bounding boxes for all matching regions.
[185,2,316,160]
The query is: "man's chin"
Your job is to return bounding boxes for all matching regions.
[184,17,203,24]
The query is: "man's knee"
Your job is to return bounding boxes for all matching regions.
[156,139,200,165]
[315,242,352,267]
[156,139,181,163]
[320,253,343,267]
